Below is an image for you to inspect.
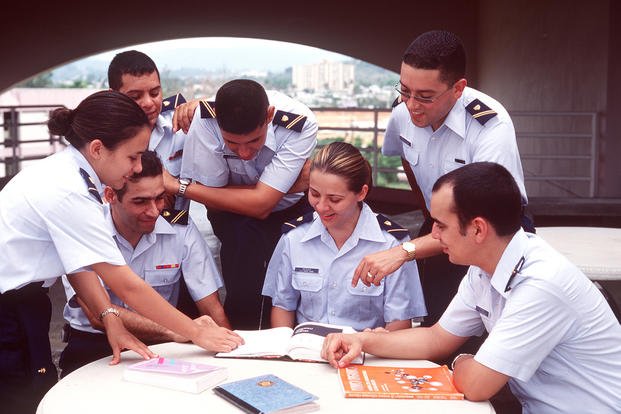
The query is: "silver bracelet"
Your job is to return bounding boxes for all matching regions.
[98,307,120,321]
[451,353,473,371]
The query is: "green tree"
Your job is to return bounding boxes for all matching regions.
[18,72,54,88]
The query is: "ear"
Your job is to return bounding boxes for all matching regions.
[103,186,116,204]
[357,184,369,202]
[471,217,488,242]
[86,139,104,160]
[266,105,276,124]
[454,78,467,98]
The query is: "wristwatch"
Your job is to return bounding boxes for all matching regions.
[98,307,120,321]
[177,178,191,197]
[402,241,416,261]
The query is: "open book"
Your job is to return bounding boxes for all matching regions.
[216,322,364,364]
[338,365,464,400]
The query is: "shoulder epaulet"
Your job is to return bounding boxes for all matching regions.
[281,211,314,234]
[161,209,189,225]
[272,110,307,132]
[199,100,216,119]
[161,93,187,113]
[376,214,409,240]
[391,96,401,108]
[465,99,497,125]
[79,168,102,204]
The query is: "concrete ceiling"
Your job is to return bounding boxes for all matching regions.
[1,0,478,92]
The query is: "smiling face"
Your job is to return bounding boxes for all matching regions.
[107,174,166,243]
[308,170,367,235]
[95,126,150,189]
[399,63,465,131]
[117,71,163,128]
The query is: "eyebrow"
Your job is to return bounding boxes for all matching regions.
[399,81,436,95]
[130,191,166,202]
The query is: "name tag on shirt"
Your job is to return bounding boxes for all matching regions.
[454,158,466,164]
[294,267,319,274]
[399,135,412,147]
[475,305,489,317]
[223,154,240,159]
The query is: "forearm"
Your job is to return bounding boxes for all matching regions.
[68,272,114,317]
[183,182,279,219]
[115,306,178,342]
[195,293,232,329]
[92,263,200,342]
[271,306,295,328]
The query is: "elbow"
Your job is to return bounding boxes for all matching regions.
[462,388,495,402]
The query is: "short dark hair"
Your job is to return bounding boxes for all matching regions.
[311,141,372,194]
[215,79,269,134]
[403,30,466,86]
[47,90,149,150]
[108,50,160,91]
[114,150,163,200]
[432,162,522,236]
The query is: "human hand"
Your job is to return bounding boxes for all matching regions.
[192,325,244,353]
[194,315,219,328]
[162,169,180,196]
[103,314,156,365]
[352,245,407,287]
[321,333,363,369]
[288,159,311,194]
[172,99,201,133]
[363,326,390,333]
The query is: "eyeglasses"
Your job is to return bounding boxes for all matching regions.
[394,81,454,105]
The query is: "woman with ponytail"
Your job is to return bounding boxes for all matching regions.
[262,142,426,332]
[0,90,241,414]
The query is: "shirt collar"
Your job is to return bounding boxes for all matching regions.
[441,90,468,139]
[490,229,530,297]
[299,203,385,244]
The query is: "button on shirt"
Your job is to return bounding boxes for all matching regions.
[0,146,124,293]
[382,87,527,211]
[150,110,186,177]
[63,211,223,333]
[440,230,621,413]
[262,203,427,331]
[180,90,318,212]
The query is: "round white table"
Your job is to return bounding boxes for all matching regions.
[37,342,495,414]
[536,226,621,280]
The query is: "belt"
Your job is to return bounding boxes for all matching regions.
[0,281,46,304]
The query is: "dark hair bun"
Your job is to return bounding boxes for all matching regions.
[47,107,73,136]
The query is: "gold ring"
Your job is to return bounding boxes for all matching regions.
[367,272,374,279]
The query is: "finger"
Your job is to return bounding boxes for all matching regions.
[172,111,180,132]
[337,347,361,368]
[352,262,364,287]
[109,346,121,365]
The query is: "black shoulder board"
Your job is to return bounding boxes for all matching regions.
[391,96,401,108]
[200,100,216,119]
[161,209,189,225]
[376,214,409,240]
[272,110,306,132]
[161,93,187,113]
[79,168,102,204]
[281,211,314,234]
[465,99,497,125]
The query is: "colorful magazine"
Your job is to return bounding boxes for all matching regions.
[338,365,464,400]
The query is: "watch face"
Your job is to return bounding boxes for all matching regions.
[403,242,415,252]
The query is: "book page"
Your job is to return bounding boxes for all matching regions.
[215,327,293,358]
[286,322,360,362]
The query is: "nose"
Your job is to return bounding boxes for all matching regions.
[431,222,440,239]
[315,197,328,213]
[405,97,422,112]
[145,200,160,218]
[237,146,253,160]
[139,96,156,111]
[133,158,143,175]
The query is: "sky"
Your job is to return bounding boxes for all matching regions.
[89,37,352,72]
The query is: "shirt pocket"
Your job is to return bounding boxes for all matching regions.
[144,269,181,301]
[402,146,420,168]
[442,154,467,174]
[292,272,324,321]
[346,283,385,324]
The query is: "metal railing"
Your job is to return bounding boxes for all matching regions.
[1,105,600,197]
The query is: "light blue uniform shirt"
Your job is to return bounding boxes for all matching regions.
[150,108,186,177]
[382,87,527,211]
[262,203,426,331]
[63,211,223,333]
[180,90,318,212]
[440,229,621,413]
[0,146,124,292]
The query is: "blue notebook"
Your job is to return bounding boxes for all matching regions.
[213,374,319,413]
